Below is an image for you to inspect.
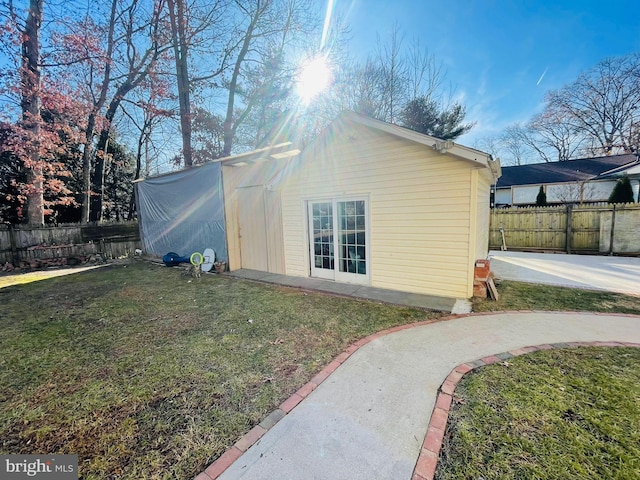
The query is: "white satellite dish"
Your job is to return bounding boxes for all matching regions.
[202,248,215,272]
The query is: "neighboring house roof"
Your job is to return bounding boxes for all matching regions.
[334,111,501,179]
[496,154,640,188]
[598,160,640,178]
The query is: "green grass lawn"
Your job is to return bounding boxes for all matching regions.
[0,261,436,479]
[473,279,640,314]
[437,347,640,480]
[2,263,640,479]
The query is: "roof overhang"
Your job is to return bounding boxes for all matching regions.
[132,143,300,183]
[218,142,300,167]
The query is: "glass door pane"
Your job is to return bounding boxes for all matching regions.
[337,200,366,275]
[309,198,368,285]
[310,202,334,274]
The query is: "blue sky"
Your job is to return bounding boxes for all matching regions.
[336,0,640,146]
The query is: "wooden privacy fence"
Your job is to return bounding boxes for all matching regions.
[0,222,141,267]
[489,203,640,254]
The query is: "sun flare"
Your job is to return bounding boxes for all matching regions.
[297,56,332,102]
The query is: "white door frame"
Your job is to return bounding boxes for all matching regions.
[307,197,370,285]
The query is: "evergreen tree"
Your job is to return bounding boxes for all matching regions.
[399,96,473,140]
[608,176,635,204]
[536,185,547,206]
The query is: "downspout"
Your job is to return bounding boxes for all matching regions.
[467,169,479,298]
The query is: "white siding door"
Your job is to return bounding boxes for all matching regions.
[308,198,370,285]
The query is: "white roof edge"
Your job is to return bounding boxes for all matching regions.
[216,142,294,165]
[342,111,493,168]
[135,142,297,182]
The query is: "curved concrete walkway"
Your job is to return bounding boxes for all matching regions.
[198,312,640,480]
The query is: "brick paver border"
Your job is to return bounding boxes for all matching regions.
[193,311,640,480]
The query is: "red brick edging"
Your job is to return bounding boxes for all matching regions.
[194,311,640,480]
[411,339,640,480]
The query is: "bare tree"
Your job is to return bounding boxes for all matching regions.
[221,0,272,157]
[120,89,174,218]
[473,135,502,160]
[159,0,229,167]
[323,24,409,124]
[326,22,458,134]
[500,124,531,165]
[546,54,640,155]
[66,0,119,223]
[164,0,319,161]
[547,180,598,204]
[497,115,584,166]
[490,54,640,164]
[628,121,640,154]
[89,0,168,221]
[220,0,319,156]
[528,106,585,161]
[52,0,170,221]
[374,22,407,123]
[326,57,385,120]
[406,39,443,103]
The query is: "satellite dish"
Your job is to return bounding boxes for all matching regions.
[202,248,215,272]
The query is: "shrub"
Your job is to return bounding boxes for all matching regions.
[536,185,547,206]
[608,176,634,204]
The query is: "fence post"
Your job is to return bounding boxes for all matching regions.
[565,204,573,254]
[8,224,19,265]
[608,204,617,255]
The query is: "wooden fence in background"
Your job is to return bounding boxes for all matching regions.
[0,222,141,266]
[489,203,640,254]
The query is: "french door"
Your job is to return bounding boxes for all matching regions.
[308,198,369,285]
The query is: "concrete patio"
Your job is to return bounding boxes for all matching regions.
[226,269,472,313]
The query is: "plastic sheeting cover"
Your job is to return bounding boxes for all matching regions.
[136,162,227,262]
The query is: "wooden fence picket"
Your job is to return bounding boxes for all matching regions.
[489,203,640,254]
[0,222,140,266]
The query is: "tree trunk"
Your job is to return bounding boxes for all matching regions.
[90,94,124,222]
[80,114,97,223]
[89,134,108,222]
[128,119,147,220]
[222,7,260,157]
[167,0,193,167]
[21,0,44,225]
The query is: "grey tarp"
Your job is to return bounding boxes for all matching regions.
[136,161,227,262]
